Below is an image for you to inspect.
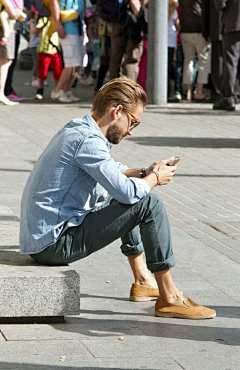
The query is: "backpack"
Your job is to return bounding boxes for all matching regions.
[100,0,119,22]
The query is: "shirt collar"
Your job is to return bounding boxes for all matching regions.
[85,114,112,151]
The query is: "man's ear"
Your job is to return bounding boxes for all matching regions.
[112,105,123,120]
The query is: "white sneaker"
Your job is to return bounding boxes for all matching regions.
[83,76,94,86]
[35,93,43,100]
[66,90,81,102]
[51,89,64,100]
[58,92,72,103]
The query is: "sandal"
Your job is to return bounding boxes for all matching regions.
[0,36,10,46]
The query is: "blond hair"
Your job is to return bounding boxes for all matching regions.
[168,0,178,21]
[92,76,148,117]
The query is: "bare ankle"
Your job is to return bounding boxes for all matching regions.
[135,274,157,288]
[161,291,184,304]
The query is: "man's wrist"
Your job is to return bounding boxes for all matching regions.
[149,170,161,185]
[56,24,63,30]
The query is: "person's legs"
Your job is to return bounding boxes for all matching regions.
[194,34,211,99]
[123,37,143,82]
[222,31,240,106]
[36,53,52,99]
[0,57,18,105]
[167,47,174,98]
[181,33,197,101]
[5,29,20,97]
[30,47,39,83]
[31,193,216,318]
[51,52,63,86]
[51,35,81,101]
[32,194,181,301]
[138,40,147,90]
[211,40,223,103]
[95,61,109,91]
[54,67,72,93]
[175,42,184,98]
[127,253,158,289]
[109,22,124,79]
[32,194,176,269]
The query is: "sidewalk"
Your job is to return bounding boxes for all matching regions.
[0,68,240,370]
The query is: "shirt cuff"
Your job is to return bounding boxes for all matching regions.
[131,177,150,198]
[116,162,129,173]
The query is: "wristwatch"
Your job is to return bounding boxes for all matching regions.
[139,168,147,178]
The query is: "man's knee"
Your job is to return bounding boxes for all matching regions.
[141,193,164,213]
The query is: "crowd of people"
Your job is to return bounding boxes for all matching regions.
[0,0,240,111]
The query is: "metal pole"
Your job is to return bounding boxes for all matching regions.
[146,0,168,104]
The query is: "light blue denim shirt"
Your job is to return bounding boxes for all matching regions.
[20,115,150,254]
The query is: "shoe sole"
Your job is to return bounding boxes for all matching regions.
[155,311,216,319]
[130,296,158,302]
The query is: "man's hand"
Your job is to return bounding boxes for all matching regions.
[144,156,177,187]
[57,25,66,39]
[50,0,66,38]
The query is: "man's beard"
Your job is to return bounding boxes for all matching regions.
[106,125,127,144]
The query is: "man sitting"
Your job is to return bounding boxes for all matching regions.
[20,76,216,320]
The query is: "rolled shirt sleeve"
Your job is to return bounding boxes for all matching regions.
[74,134,150,204]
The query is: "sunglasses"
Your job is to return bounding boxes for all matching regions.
[124,109,140,129]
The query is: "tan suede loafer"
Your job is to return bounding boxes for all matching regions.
[130,283,159,302]
[155,297,216,319]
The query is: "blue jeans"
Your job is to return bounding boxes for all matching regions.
[31,194,176,273]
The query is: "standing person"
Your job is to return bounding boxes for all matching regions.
[179,0,211,102]
[174,5,198,101]
[81,9,94,85]
[0,0,21,105]
[49,0,85,103]
[0,0,25,45]
[26,6,40,87]
[31,16,62,100]
[4,19,24,101]
[202,0,223,105]
[137,0,148,90]
[93,16,111,95]
[110,0,143,82]
[20,76,216,320]
[213,0,240,111]
[167,0,179,101]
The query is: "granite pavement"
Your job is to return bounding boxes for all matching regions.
[0,69,239,370]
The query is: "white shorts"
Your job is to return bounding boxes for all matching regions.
[60,34,82,68]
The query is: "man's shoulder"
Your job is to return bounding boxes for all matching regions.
[61,115,106,143]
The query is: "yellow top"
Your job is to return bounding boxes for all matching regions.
[36,17,60,54]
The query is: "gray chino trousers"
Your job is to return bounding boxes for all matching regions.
[31,193,176,273]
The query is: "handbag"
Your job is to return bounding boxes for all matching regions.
[47,10,78,37]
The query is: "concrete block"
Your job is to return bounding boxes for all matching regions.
[0,205,80,321]
[0,248,80,319]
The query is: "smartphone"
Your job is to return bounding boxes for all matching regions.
[169,157,181,166]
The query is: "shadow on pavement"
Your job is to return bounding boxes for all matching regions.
[146,108,240,115]
[0,168,32,173]
[127,136,240,148]
[52,315,240,344]
[80,294,240,319]
[1,364,157,370]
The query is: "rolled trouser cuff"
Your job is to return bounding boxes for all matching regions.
[147,254,177,273]
[121,241,145,256]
